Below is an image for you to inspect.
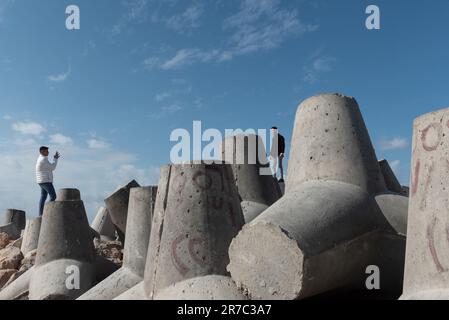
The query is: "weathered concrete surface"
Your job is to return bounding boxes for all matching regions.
[78,186,157,300]
[154,275,248,300]
[378,159,403,194]
[144,163,244,299]
[29,189,96,300]
[21,217,42,256]
[0,267,33,300]
[91,207,116,241]
[221,134,282,223]
[113,281,145,300]
[104,180,140,241]
[93,255,120,284]
[401,108,449,300]
[227,93,407,300]
[0,210,26,240]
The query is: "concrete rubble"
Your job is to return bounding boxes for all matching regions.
[6,92,449,301]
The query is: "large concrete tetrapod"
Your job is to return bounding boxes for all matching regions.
[28,189,96,300]
[20,217,42,256]
[104,180,140,241]
[227,93,408,300]
[221,134,282,223]
[143,163,245,299]
[0,209,26,240]
[401,107,449,299]
[78,186,157,300]
[379,159,403,194]
[91,207,116,241]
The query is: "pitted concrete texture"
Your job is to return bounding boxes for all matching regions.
[154,275,248,300]
[144,163,244,299]
[78,186,157,300]
[57,188,81,201]
[0,209,26,240]
[221,134,282,223]
[378,159,403,194]
[113,281,145,300]
[401,107,449,300]
[227,93,407,300]
[91,207,116,241]
[104,180,140,241]
[21,217,42,256]
[29,189,96,300]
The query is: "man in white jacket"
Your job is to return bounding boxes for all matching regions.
[36,146,60,216]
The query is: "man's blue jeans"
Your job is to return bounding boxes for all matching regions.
[39,183,57,216]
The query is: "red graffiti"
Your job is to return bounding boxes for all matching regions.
[411,160,421,196]
[421,123,442,152]
[171,235,207,276]
[427,217,449,273]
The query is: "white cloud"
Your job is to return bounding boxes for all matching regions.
[112,0,149,36]
[87,139,110,150]
[12,121,46,136]
[155,92,171,102]
[302,56,336,84]
[50,133,73,146]
[151,103,183,119]
[380,138,409,151]
[166,2,204,34]
[47,65,71,83]
[2,114,12,120]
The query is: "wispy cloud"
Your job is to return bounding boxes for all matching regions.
[47,65,71,83]
[302,56,336,84]
[12,121,46,136]
[151,103,183,119]
[142,0,318,70]
[50,133,74,146]
[87,138,111,150]
[166,2,204,34]
[111,0,149,36]
[380,138,409,151]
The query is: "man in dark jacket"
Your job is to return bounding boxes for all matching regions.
[270,127,285,182]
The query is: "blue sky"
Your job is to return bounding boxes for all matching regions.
[1,0,448,220]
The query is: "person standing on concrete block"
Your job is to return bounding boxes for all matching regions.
[269,127,285,182]
[36,146,60,216]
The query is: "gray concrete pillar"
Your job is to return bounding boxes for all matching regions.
[378,159,403,194]
[221,134,282,223]
[227,93,407,300]
[0,209,26,240]
[401,108,449,299]
[91,207,116,241]
[28,189,96,300]
[104,180,140,241]
[144,163,244,299]
[78,186,157,300]
[20,217,42,256]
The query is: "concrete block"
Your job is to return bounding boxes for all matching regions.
[113,281,145,300]
[401,107,449,299]
[91,207,116,241]
[144,163,244,299]
[0,209,26,240]
[154,275,248,300]
[104,180,140,241]
[379,159,403,194]
[28,189,96,300]
[221,134,282,223]
[227,93,407,300]
[78,186,157,300]
[21,217,42,256]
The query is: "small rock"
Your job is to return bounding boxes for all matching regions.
[0,233,11,250]
[0,269,17,288]
[94,240,123,267]
[0,246,23,270]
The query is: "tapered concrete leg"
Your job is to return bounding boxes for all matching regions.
[0,209,26,240]
[379,159,403,194]
[21,217,42,256]
[0,267,34,300]
[227,93,407,300]
[28,189,96,300]
[154,275,248,300]
[78,186,157,300]
[113,281,145,300]
[401,108,449,300]
[104,180,140,241]
[144,163,244,299]
[91,207,116,241]
[221,134,282,223]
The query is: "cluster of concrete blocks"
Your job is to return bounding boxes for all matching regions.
[0,93,448,300]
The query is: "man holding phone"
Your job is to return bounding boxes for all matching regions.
[36,146,61,216]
